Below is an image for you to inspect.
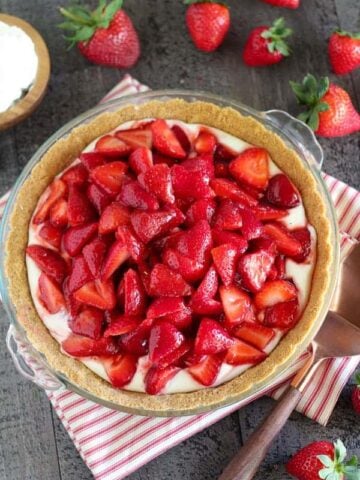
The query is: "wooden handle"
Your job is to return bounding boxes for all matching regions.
[218,386,302,480]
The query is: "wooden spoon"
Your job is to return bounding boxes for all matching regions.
[219,243,360,480]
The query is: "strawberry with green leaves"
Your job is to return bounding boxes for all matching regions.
[286,439,360,480]
[243,17,292,67]
[290,74,360,137]
[329,30,360,75]
[185,0,230,52]
[352,371,360,414]
[59,0,140,68]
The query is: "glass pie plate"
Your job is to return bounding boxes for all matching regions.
[0,90,340,416]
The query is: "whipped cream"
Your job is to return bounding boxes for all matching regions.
[0,21,38,113]
[27,119,316,393]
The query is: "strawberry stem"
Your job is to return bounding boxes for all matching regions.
[261,17,292,56]
[335,29,360,40]
[318,440,360,480]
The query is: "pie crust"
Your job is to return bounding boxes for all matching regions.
[4,99,333,415]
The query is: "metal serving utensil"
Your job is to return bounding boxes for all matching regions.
[219,243,360,480]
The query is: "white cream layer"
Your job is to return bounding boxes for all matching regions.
[27,119,316,393]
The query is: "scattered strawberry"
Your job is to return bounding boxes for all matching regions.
[213,200,243,231]
[99,202,130,234]
[171,164,214,200]
[145,365,179,394]
[329,30,360,75]
[87,183,112,213]
[147,297,190,326]
[26,245,68,284]
[194,318,234,355]
[260,0,299,8]
[67,255,94,293]
[264,299,299,330]
[61,163,88,187]
[243,17,292,67]
[211,243,241,286]
[115,128,153,149]
[181,153,215,180]
[63,222,98,257]
[225,339,266,365]
[50,199,68,228]
[116,225,146,262]
[149,322,185,365]
[163,248,207,283]
[149,264,192,297]
[67,185,96,227]
[38,223,63,249]
[211,178,258,207]
[253,203,288,221]
[190,265,223,316]
[106,354,137,388]
[69,307,104,339]
[194,131,217,154]
[104,315,141,337]
[286,439,359,480]
[186,198,216,226]
[80,152,106,171]
[187,354,222,386]
[212,229,248,252]
[171,125,192,154]
[33,179,67,225]
[73,279,116,310]
[101,239,129,280]
[140,163,175,204]
[62,334,119,357]
[130,209,181,243]
[238,248,275,293]
[38,273,66,314]
[118,180,159,211]
[351,371,360,414]
[291,227,312,263]
[151,119,186,159]
[229,148,269,190]
[240,207,263,240]
[291,74,360,137]
[185,0,230,52]
[59,0,140,68]
[91,161,127,196]
[266,173,300,208]
[263,222,302,257]
[119,317,153,356]
[254,279,297,310]
[234,322,275,350]
[129,147,153,175]
[220,285,255,329]
[123,268,146,316]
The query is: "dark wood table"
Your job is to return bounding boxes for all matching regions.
[0,1,359,478]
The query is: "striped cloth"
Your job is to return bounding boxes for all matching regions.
[2,74,359,480]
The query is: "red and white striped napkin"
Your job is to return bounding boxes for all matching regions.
[2,74,359,480]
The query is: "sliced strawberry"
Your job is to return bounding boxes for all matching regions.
[153,152,177,167]
[38,273,66,314]
[181,153,215,180]
[62,334,119,357]
[140,163,175,204]
[116,225,146,263]
[213,200,243,231]
[266,173,300,208]
[151,119,186,159]
[149,264,192,297]
[240,207,263,240]
[171,125,191,153]
[264,299,299,330]
[38,223,63,249]
[191,297,223,316]
[253,203,288,221]
[33,179,67,224]
[115,128,153,149]
[212,229,248,252]
[225,339,267,365]
[99,202,130,234]
[291,227,312,262]
[263,222,302,257]
[120,317,153,356]
[187,354,222,386]
[229,147,269,190]
[106,354,137,388]
[82,237,108,278]
[128,147,153,175]
[67,185,96,227]
[214,161,229,178]
[238,249,275,293]
[63,277,82,317]
[86,183,112,213]
[69,307,104,340]
[147,297,185,319]
[130,209,180,244]
[145,365,179,394]
[73,279,116,310]
[101,240,130,280]
[211,178,258,207]
[211,243,241,287]
[219,285,255,328]
[163,307,192,330]
[95,134,131,157]
[118,180,159,211]
[190,265,222,315]
[163,248,207,283]
[61,163,88,187]
[80,152,106,171]
[186,198,216,226]
[91,161,127,196]
[254,280,297,310]
[104,315,141,337]
[26,245,67,284]
[214,143,236,163]
[268,255,286,281]
[49,199,68,228]
[194,318,234,355]
[67,255,93,293]
[234,322,275,350]
[171,164,214,200]
[63,222,98,257]
[123,269,146,316]
[149,322,185,365]
[175,220,213,264]
[194,131,217,154]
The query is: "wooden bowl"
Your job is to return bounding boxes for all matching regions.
[0,14,51,131]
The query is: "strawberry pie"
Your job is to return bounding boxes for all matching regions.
[5,99,333,414]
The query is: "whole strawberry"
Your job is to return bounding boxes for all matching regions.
[59,0,140,68]
[352,371,360,414]
[329,30,360,75]
[243,17,292,67]
[260,0,300,8]
[185,0,230,52]
[290,74,360,137]
[286,439,360,480]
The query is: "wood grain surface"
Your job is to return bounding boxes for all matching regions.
[0,0,359,479]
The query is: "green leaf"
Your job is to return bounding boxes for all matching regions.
[290,81,312,105]
[317,77,330,99]
[308,109,320,131]
[103,0,123,22]
[318,455,334,468]
[316,102,330,113]
[58,21,81,31]
[354,371,360,386]
[335,29,360,39]
[298,111,311,123]
[334,439,347,463]
[71,25,96,42]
